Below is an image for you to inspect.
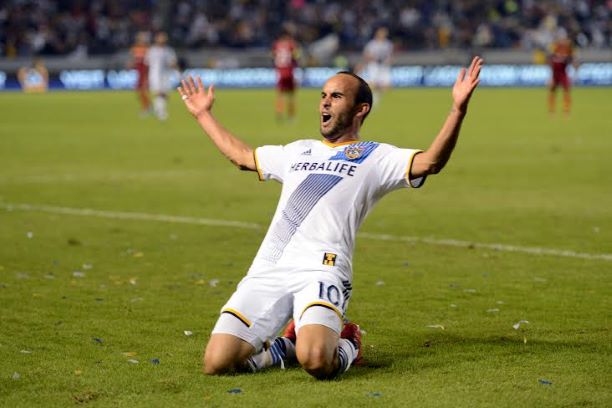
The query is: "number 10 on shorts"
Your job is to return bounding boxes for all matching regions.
[318,281,345,309]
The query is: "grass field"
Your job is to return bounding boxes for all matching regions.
[0,85,610,407]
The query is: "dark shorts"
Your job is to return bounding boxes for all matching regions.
[551,69,570,90]
[136,69,148,89]
[277,76,295,92]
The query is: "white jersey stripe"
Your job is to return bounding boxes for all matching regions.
[263,173,343,262]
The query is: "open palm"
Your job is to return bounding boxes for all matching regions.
[177,76,215,117]
[452,56,484,114]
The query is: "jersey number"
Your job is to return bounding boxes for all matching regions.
[318,281,347,310]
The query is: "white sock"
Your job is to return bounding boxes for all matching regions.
[337,338,358,374]
[154,96,167,120]
[246,337,295,372]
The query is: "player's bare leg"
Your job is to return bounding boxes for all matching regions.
[548,84,557,114]
[287,92,296,121]
[296,324,341,379]
[275,92,295,122]
[562,85,571,115]
[138,86,150,116]
[203,333,255,375]
[295,319,361,380]
[275,91,285,122]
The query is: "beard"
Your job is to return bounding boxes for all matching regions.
[319,110,352,141]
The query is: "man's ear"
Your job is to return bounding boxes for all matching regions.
[355,103,370,120]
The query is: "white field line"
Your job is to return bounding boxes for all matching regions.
[0,170,205,184]
[2,202,611,262]
[1,203,260,230]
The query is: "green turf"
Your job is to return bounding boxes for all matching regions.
[0,87,610,407]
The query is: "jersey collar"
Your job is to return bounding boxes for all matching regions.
[320,139,359,148]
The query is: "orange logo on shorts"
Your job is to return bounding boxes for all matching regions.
[323,252,337,266]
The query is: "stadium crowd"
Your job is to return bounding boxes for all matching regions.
[0,0,610,58]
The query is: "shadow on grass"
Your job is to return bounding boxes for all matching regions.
[344,332,603,379]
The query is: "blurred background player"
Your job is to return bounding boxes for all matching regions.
[360,27,393,107]
[548,32,577,115]
[17,57,48,93]
[146,32,177,121]
[272,29,300,122]
[129,32,151,117]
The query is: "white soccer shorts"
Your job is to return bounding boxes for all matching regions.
[212,266,352,351]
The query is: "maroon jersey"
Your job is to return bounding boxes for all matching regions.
[550,40,573,71]
[273,38,298,79]
[131,44,149,87]
[549,39,574,88]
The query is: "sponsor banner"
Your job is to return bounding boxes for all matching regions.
[1,63,611,90]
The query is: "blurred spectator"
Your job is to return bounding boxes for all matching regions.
[17,57,48,92]
[0,0,610,59]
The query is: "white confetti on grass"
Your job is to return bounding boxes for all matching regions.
[12,372,20,380]
[208,279,219,288]
[487,308,500,313]
[513,320,530,330]
[184,330,193,336]
[426,324,445,330]
[127,359,139,364]
[72,271,85,278]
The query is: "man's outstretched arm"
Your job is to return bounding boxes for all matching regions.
[410,56,483,178]
[178,76,256,171]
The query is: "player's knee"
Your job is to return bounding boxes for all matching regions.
[203,352,230,375]
[203,347,236,375]
[297,345,334,377]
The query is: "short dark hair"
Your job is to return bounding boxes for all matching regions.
[337,71,373,123]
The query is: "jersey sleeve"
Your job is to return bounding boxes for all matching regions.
[377,145,426,193]
[254,145,288,183]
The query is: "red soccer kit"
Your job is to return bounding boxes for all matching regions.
[273,39,298,92]
[131,44,149,89]
[550,40,574,89]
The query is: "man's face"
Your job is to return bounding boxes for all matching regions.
[319,75,359,140]
[155,32,168,45]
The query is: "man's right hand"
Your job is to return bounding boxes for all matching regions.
[178,76,215,118]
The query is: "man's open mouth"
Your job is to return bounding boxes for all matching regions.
[321,113,332,123]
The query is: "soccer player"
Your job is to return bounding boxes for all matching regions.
[548,34,577,115]
[146,32,178,121]
[272,29,300,122]
[129,31,151,117]
[177,56,483,380]
[360,27,394,106]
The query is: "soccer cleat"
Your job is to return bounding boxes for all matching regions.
[282,320,297,344]
[340,321,362,364]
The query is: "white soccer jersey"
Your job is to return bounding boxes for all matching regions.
[364,39,393,64]
[252,139,425,282]
[146,45,177,92]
